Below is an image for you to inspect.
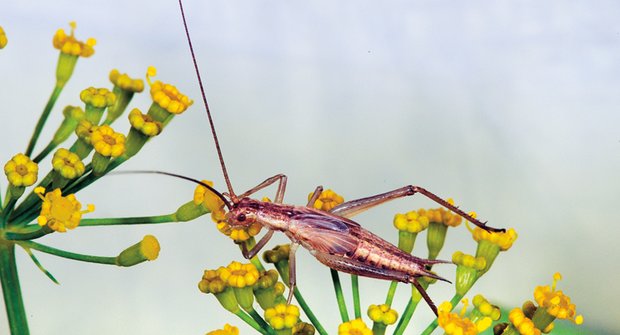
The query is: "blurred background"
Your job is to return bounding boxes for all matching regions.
[1,1,618,334]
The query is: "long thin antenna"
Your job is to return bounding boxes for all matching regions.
[178,0,237,201]
[109,170,232,209]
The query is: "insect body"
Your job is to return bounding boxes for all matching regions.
[176,0,504,316]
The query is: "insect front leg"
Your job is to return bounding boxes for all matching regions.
[330,185,504,232]
[239,174,288,203]
[240,230,275,259]
[306,186,323,207]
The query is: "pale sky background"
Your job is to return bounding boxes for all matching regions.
[1,1,619,334]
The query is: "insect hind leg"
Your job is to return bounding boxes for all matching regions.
[330,185,504,233]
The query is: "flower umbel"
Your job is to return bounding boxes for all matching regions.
[52,148,85,180]
[437,300,491,335]
[0,25,7,49]
[91,125,126,158]
[534,272,583,324]
[147,66,193,118]
[308,189,344,211]
[264,303,300,330]
[35,187,94,232]
[116,235,161,266]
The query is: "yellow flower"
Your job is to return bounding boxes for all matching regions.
[91,125,126,157]
[367,304,399,325]
[193,180,226,219]
[420,201,462,227]
[338,318,372,335]
[80,87,116,109]
[147,66,193,114]
[53,22,96,57]
[534,273,583,324]
[75,120,95,143]
[109,69,144,93]
[52,148,85,179]
[206,324,239,335]
[35,187,94,232]
[198,269,228,294]
[472,294,501,321]
[471,226,518,251]
[116,235,161,266]
[509,308,541,335]
[393,209,429,233]
[0,26,7,49]
[4,153,38,187]
[309,189,344,211]
[264,304,300,330]
[452,251,486,270]
[218,261,260,288]
[128,108,162,137]
[438,300,491,335]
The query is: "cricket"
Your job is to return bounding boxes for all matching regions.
[166,0,506,316]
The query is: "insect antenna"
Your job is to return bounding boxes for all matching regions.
[109,170,232,210]
[178,0,238,202]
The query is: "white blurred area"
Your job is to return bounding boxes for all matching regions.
[1,1,618,334]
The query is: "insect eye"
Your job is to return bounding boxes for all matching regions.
[237,213,246,222]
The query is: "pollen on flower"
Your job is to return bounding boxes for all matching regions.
[206,324,239,335]
[533,272,583,324]
[147,66,193,114]
[53,22,96,57]
[140,235,160,260]
[264,303,300,330]
[4,153,38,187]
[338,318,372,335]
[35,187,94,232]
[128,108,162,137]
[90,125,126,157]
[393,209,429,233]
[0,26,7,49]
[438,301,491,335]
[218,261,260,288]
[471,226,518,251]
[194,180,226,220]
[309,189,344,211]
[367,303,399,325]
[52,148,85,179]
[80,87,116,109]
[109,69,145,92]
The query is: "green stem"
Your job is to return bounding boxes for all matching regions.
[247,308,276,335]
[384,281,398,306]
[330,269,349,322]
[0,241,30,335]
[25,84,64,156]
[234,310,271,335]
[392,297,420,335]
[419,293,463,335]
[17,240,117,265]
[293,287,327,335]
[32,141,57,163]
[5,226,53,241]
[79,214,177,226]
[371,322,387,335]
[351,275,361,319]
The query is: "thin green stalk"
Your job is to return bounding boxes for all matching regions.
[351,275,361,319]
[330,269,349,322]
[0,241,30,335]
[293,287,327,335]
[25,84,64,156]
[17,240,117,265]
[247,308,276,335]
[79,214,177,226]
[32,141,57,163]
[392,297,419,335]
[384,281,399,306]
[234,309,271,335]
[419,293,463,335]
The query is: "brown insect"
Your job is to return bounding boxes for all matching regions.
[174,0,504,316]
